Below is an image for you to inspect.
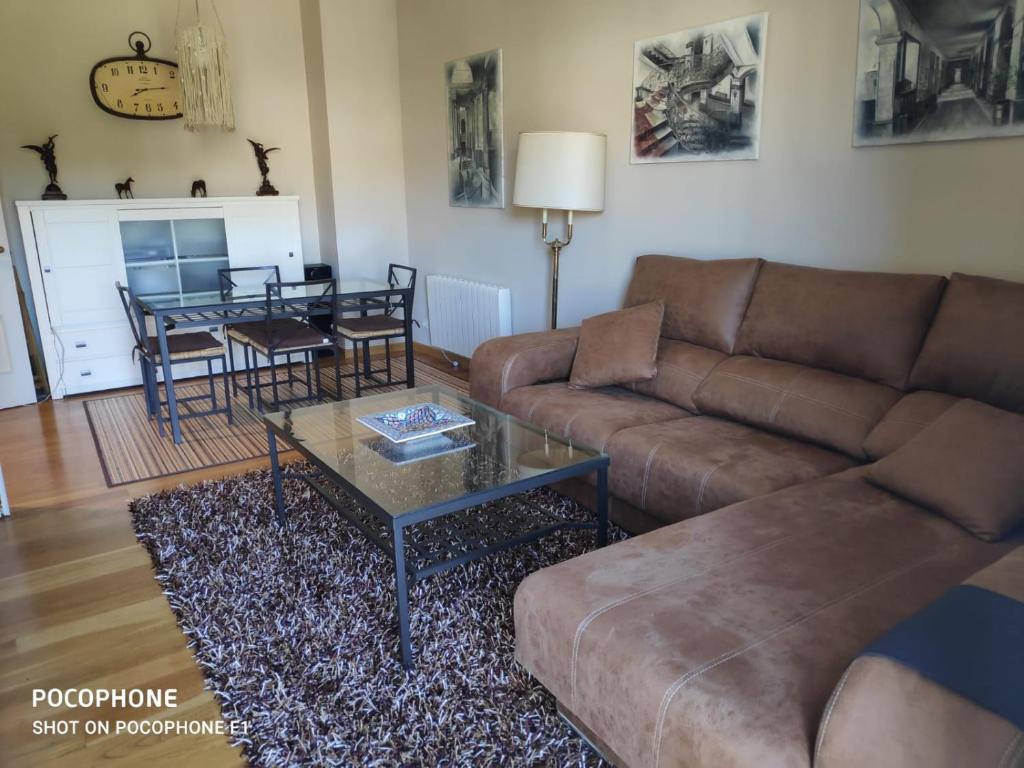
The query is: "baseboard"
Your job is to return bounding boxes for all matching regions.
[411,341,471,372]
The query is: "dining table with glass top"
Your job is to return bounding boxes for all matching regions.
[262,384,610,669]
[137,278,411,444]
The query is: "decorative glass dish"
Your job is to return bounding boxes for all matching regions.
[361,433,476,465]
[357,402,475,443]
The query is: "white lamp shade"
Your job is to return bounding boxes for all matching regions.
[512,131,606,212]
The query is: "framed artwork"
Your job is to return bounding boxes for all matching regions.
[631,13,768,163]
[853,0,1024,147]
[446,49,504,207]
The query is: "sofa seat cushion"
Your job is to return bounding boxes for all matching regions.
[631,338,727,412]
[501,382,690,452]
[734,262,946,388]
[515,474,1015,768]
[862,390,961,459]
[909,273,1024,412]
[606,416,855,526]
[694,356,901,458]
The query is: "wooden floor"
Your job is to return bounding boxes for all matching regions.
[0,347,468,767]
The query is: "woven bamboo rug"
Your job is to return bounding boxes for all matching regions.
[84,358,469,487]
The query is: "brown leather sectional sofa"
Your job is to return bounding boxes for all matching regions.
[469,256,1024,767]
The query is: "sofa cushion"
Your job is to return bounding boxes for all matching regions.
[694,356,901,458]
[862,390,961,460]
[501,382,689,452]
[868,399,1024,542]
[631,338,727,412]
[515,473,1013,768]
[606,415,855,525]
[623,254,762,353]
[569,301,663,389]
[909,273,1024,412]
[735,262,946,389]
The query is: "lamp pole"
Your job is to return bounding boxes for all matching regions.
[540,208,573,329]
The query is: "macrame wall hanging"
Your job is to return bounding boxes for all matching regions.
[175,0,235,131]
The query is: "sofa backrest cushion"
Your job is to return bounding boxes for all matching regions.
[631,338,727,412]
[694,356,902,458]
[623,255,761,353]
[862,390,961,460]
[734,262,946,389]
[909,273,1024,412]
[867,399,1024,542]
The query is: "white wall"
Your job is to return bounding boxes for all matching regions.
[319,0,410,280]
[300,0,339,265]
[0,0,321,335]
[396,0,1024,337]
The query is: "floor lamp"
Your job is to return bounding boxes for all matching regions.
[512,132,606,329]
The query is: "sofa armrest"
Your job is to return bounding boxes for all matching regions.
[815,546,1024,768]
[469,327,580,408]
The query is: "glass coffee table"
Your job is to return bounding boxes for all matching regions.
[263,384,610,668]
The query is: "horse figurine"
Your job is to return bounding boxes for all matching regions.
[115,177,135,199]
[190,179,207,198]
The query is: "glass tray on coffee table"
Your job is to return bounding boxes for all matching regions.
[262,384,610,669]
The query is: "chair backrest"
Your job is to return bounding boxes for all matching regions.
[218,265,282,300]
[115,281,151,357]
[264,278,338,348]
[386,263,417,318]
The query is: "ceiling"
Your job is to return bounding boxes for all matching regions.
[901,0,1008,58]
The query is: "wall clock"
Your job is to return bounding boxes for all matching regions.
[90,32,183,121]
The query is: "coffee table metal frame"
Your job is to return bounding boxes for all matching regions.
[264,409,609,669]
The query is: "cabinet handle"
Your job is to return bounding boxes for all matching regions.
[43,267,52,273]
[74,342,88,349]
[80,369,92,377]
[288,251,294,258]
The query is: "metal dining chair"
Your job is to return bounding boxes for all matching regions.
[225,278,341,412]
[115,282,232,437]
[335,264,417,396]
[219,265,281,402]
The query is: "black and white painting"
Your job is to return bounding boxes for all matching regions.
[632,13,768,163]
[446,49,503,207]
[854,0,1024,146]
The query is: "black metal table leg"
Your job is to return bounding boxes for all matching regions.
[596,465,609,547]
[267,427,286,525]
[155,315,183,444]
[403,302,415,387]
[391,519,413,669]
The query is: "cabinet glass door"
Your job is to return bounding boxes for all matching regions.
[118,213,229,300]
[173,218,228,295]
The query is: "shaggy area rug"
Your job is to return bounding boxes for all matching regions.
[130,465,616,767]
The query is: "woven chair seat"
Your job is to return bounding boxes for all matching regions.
[336,315,405,340]
[227,318,331,355]
[145,332,224,364]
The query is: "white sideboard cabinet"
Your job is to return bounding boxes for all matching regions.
[17,197,304,398]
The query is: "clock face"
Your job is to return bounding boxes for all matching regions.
[90,57,183,120]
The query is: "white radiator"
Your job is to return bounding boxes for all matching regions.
[426,274,512,358]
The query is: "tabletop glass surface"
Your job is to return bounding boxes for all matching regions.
[140,278,392,311]
[263,385,605,518]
